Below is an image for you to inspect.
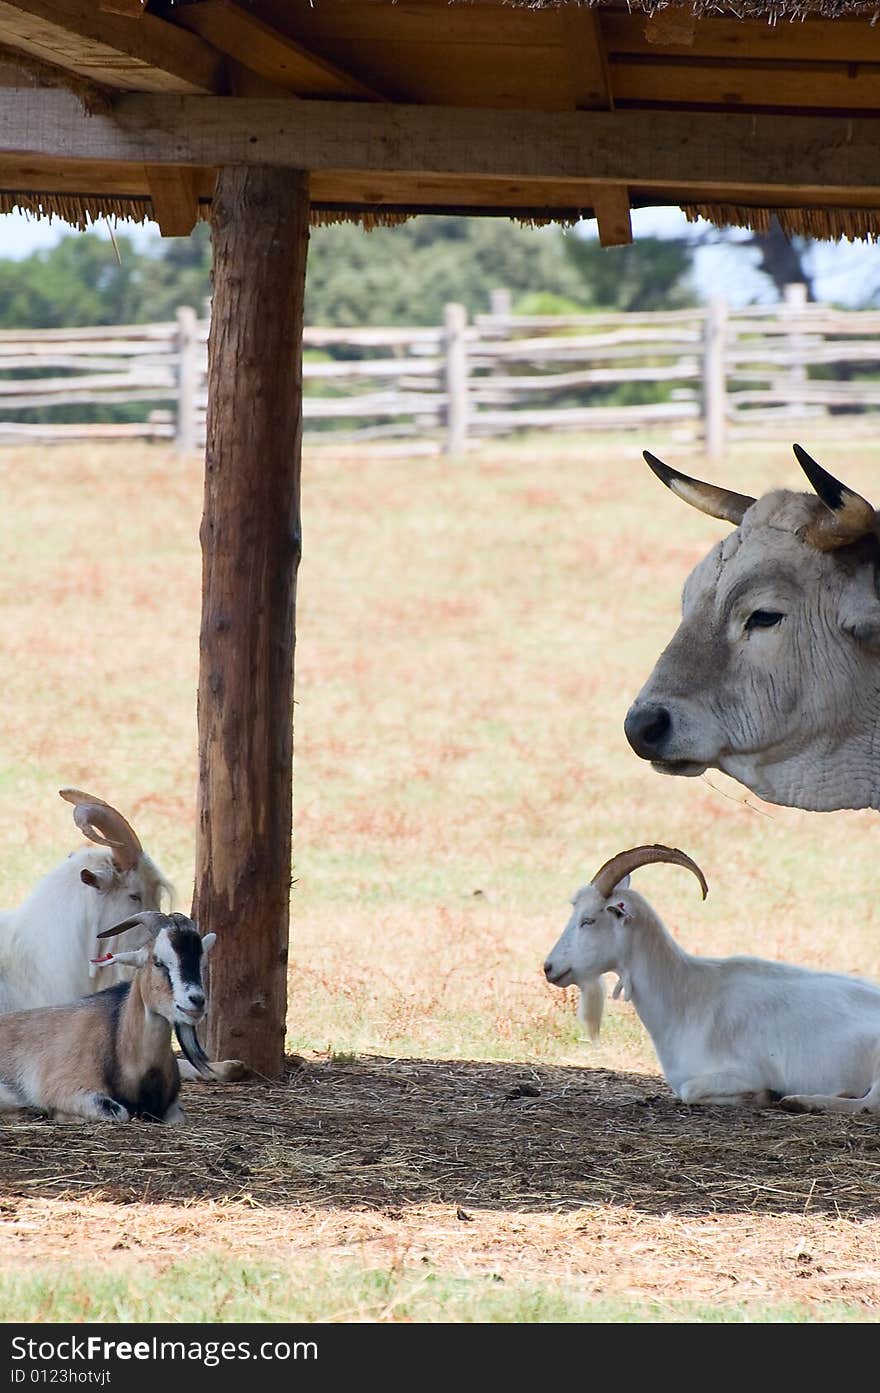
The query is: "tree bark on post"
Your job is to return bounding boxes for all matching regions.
[196,166,309,1078]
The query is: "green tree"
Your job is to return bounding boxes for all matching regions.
[0,233,143,327]
[304,216,588,325]
[561,233,696,311]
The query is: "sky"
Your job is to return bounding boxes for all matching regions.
[1,203,879,308]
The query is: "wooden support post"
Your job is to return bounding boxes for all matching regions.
[175,304,198,455]
[444,301,468,457]
[196,166,309,1078]
[702,295,728,470]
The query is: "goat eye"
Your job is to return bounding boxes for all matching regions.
[745,609,784,632]
[129,892,142,904]
[579,917,594,929]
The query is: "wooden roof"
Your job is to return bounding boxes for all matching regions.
[3,1,880,239]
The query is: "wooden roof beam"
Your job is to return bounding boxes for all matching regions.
[0,0,224,93]
[6,90,880,201]
[172,0,392,101]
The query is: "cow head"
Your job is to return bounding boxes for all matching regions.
[624,446,880,812]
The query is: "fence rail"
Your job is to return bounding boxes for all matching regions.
[2,285,880,460]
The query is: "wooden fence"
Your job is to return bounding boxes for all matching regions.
[2,285,880,461]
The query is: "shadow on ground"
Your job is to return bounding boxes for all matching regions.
[1,1054,878,1218]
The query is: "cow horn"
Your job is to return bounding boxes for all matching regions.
[59,788,143,873]
[793,444,878,551]
[591,844,709,901]
[643,452,756,526]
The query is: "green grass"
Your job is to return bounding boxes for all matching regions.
[0,1256,870,1324]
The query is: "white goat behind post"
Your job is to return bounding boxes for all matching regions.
[543,844,880,1113]
[0,789,172,1014]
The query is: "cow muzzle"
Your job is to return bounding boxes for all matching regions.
[624,701,673,759]
[624,701,709,776]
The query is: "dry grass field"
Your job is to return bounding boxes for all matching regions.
[1,431,880,1321]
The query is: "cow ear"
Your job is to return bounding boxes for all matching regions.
[840,589,880,648]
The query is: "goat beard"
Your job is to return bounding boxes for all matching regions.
[175,1022,217,1079]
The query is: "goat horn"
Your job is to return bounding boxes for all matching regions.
[643,451,756,526]
[591,844,708,901]
[59,788,143,873]
[96,910,166,941]
[793,444,878,551]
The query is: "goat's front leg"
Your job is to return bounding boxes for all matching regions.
[0,1081,25,1112]
[178,1057,249,1083]
[781,1081,880,1115]
[162,1099,187,1126]
[51,1092,130,1124]
[678,1072,778,1108]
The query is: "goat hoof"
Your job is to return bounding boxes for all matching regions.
[99,1098,130,1123]
[213,1059,249,1082]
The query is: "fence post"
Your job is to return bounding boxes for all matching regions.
[490,286,512,324]
[176,304,198,454]
[444,301,468,456]
[702,295,727,469]
[783,282,809,412]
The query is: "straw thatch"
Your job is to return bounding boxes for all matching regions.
[683,204,880,241]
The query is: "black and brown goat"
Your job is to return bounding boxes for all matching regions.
[0,911,216,1124]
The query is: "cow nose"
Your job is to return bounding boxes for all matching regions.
[624,702,672,759]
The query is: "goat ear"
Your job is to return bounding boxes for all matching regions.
[91,947,149,969]
[607,900,633,923]
[81,866,113,892]
[610,874,630,894]
[201,932,217,957]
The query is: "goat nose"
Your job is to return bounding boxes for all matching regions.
[188,990,205,1010]
[544,959,554,979]
[624,702,672,759]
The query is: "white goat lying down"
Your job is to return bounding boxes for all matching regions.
[0,911,215,1124]
[0,789,244,1083]
[543,844,880,1113]
[0,788,172,1013]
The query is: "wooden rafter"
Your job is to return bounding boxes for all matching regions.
[173,0,392,101]
[0,0,224,93]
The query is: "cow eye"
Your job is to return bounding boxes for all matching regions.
[745,609,784,632]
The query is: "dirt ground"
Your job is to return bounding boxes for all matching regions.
[1,1053,879,1311]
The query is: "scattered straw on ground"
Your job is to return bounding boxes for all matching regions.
[1,1054,879,1308]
